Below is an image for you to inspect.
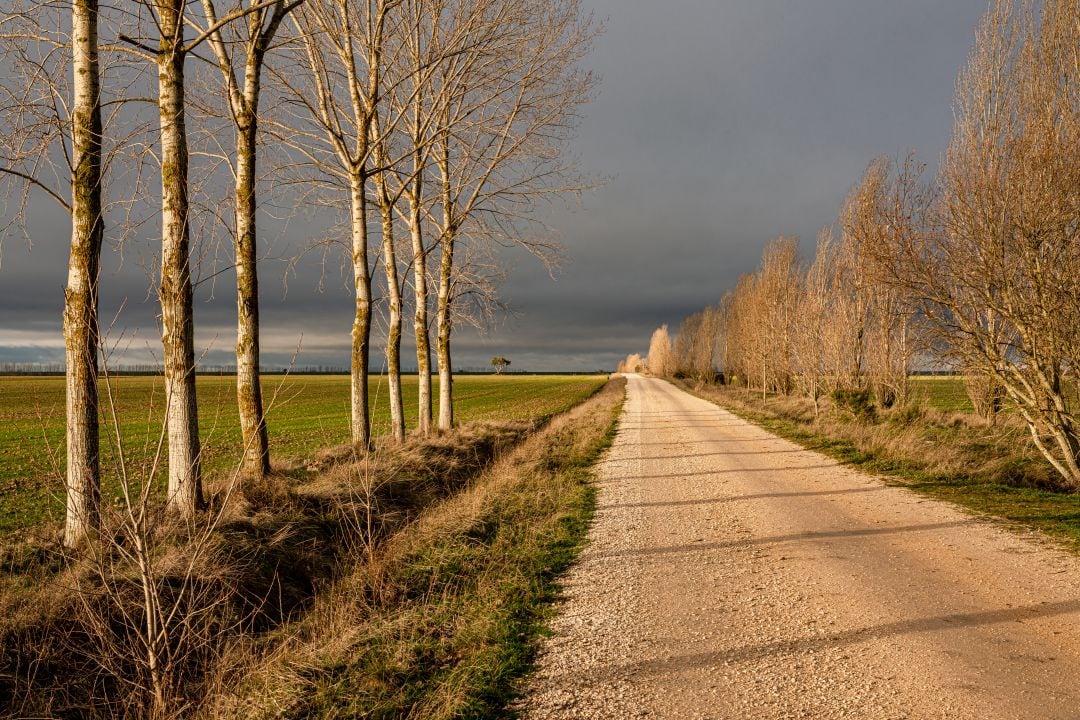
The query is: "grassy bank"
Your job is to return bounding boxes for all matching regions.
[681,380,1080,552]
[0,376,625,719]
[0,374,606,534]
[215,375,625,719]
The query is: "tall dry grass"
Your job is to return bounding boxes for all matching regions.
[0,418,533,718]
[205,377,625,719]
[0,379,622,719]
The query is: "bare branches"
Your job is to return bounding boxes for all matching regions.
[667,0,1080,487]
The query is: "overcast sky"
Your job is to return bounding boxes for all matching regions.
[0,0,990,372]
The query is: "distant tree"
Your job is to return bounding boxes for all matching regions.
[646,325,675,377]
[616,353,644,373]
[491,356,511,374]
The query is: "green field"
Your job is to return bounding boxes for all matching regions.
[909,376,974,413]
[0,374,606,534]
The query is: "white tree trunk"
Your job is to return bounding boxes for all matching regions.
[436,230,454,431]
[349,173,372,448]
[157,0,203,515]
[63,0,103,547]
[372,138,405,441]
[409,193,432,435]
[379,196,405,441]
[234,63,269,477]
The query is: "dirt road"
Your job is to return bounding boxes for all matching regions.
[521,374,1080,719]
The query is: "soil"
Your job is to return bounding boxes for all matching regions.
[521,374,1080,719]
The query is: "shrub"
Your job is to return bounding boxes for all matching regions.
[831,388,876,421]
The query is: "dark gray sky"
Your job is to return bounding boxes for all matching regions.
[0,0,989,371]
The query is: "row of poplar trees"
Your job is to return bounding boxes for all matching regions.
[0,0,594,546]
[645,0,1080,489]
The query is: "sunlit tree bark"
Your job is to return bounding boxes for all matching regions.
[201,0,302,478]
[64,0,105,545]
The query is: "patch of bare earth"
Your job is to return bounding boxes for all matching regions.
[521,374,1080,719]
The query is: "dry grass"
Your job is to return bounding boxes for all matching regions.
[206,376,626,719]
[0,378,622,719]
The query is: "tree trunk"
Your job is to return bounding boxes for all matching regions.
[157,2,203,515]
[349,174,372,449]
[409,193,432,435]
[371,131,404,442]
[436,229,454,431]
[63,0,103,547]
[378,193,405,442]
[234,83,270,477]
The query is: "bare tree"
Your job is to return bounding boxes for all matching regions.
[385,0,439,435]
[0,1,106,545]
[427,0,595,431]
[758,236,799,399]
[721,275,758,394]
[842,158,920,408]
[791,228,832,414]
[864,0,1080,484]
[66,0,105,543]
[200,0,305,478]
[616,352,644,373]
[395,0,436,435]
[673,311,701,378]
[117,0,298,515]
[674,307,721,382]
[370,107,408,441]
[277,0,400,450]
[646,324,674,377]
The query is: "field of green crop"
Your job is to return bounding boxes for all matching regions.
[0,374,606,534]
[909,376,974,413]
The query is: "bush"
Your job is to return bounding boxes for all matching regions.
[831,388,876,421]
[887,403,924,427]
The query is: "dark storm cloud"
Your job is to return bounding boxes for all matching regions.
[0,0,989,371]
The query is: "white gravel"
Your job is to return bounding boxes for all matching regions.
[520,374,1080,719]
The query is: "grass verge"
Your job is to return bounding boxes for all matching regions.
[679,381,1080,553]
[215,375,626,719]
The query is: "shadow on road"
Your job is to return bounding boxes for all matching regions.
[596,520,975,559]
[602,485,885,511]
[580,598,1080,682]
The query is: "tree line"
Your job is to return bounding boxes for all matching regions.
[0,0,595,546]
[629,0,1080,489]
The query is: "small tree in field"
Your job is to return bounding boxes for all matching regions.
[491,356,511,374]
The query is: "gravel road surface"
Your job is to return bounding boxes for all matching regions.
[521,374,1080,719]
